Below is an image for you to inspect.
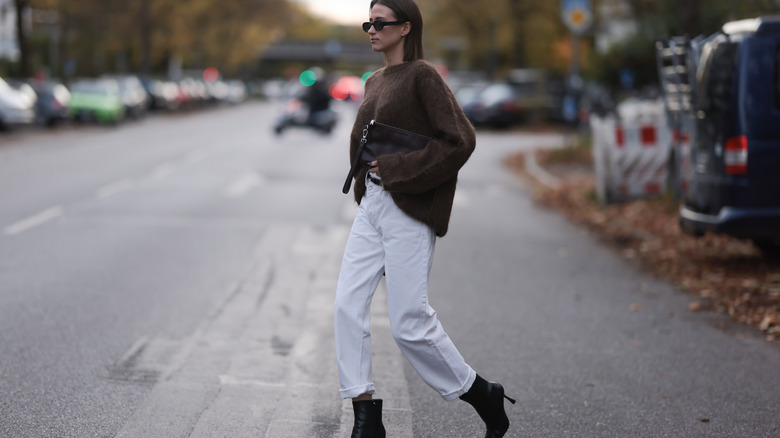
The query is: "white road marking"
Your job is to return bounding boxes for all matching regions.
[218,376,285,387]
[2,145,231,237]
[150,162,178,179]
[3,206,65,236]
[223,173,264,198]
[96,179,135,199]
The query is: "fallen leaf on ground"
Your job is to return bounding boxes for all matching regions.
[505,150,780,342]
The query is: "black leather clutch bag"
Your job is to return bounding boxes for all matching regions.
[342,120,431,194]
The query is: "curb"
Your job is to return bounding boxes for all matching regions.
[523,150,562,190]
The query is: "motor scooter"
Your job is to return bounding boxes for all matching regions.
[273,97,337,135]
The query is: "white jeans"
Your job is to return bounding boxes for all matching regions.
[334,176,476,401]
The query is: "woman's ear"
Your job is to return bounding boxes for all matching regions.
[402,22,411,36]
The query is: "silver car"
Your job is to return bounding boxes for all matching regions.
[0,77,35,130]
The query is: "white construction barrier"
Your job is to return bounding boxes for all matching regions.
[592,100,678,203]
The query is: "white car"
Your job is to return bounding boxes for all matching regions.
[0,77,35,130]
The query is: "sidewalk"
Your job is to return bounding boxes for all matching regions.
[513,146,780,342]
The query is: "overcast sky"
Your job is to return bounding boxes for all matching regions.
[298,0,372,25]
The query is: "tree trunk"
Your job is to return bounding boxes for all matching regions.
[679,0,700,36]
[14,0,30,77]
[139,0,151,74]
[506,0,526,68]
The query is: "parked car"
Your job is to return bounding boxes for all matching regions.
[225,80,247,104]
[68,78,125,124]
[139,76,179,111]
[0,77,36,131]
[507,69,552,123]
[204,79,230,103]
[461,83,518,128]
[454,81,488,108]
[28,79,71,127]
[659,16,780,253]
[104,75,149,119]
[178,77,209,107]
[5,78,37,105]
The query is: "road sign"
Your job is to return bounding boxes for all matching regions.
[561,0,593,35]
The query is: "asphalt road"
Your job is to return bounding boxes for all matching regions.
[0,101,777,438]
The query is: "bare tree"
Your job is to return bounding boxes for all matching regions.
[505,0,530,68]
[679,0,700,35]
[139,0,151,74]
[13,0,30,76]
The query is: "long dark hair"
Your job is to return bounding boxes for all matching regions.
[370,0,424,62]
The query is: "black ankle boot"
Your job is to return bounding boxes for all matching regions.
[460,375,516,438]
[351,399,386,438]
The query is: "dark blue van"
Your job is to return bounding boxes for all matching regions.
[666,17,780,252]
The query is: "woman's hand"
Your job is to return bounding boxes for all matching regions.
[368,160,380,177]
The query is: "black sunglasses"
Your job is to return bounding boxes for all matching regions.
[362,20,406,32]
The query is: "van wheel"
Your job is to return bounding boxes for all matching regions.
[752,239,780,257]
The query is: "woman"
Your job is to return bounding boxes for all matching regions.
[334,0,515,437]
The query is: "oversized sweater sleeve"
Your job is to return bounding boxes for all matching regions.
[378,64,476,194]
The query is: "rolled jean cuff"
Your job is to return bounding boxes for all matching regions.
[340,384,376,399]
[441,368,477,401]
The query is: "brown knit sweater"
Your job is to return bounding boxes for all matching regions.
[348,60,476,237]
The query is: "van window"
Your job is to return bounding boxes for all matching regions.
[698,37,738,113]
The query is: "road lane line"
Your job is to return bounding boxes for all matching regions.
[96,179,134,199]
[223,173,264,198]
[150,162,178,179]
[3,206,65,236]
